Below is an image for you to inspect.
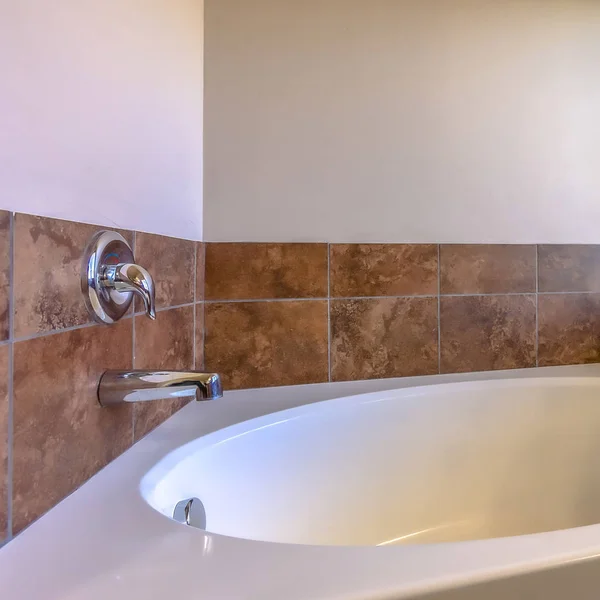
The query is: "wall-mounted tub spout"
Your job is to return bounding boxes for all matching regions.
[98,371,223,407]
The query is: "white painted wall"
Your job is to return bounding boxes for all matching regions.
[0,0,204,240]
[204,0,600,243]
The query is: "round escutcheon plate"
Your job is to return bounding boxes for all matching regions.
[81,231,135,324]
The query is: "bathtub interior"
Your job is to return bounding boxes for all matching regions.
[141,378,600,547]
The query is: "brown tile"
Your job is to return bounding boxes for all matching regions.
[14,214,132,337]
[133,306,194,440]
[440,245,536,294]
[0,212,11,341]
[12,321,133,533]
[135,232,195,309]
[330,244,438,298]
[205,301,328,389]
[539,294,600,367]
[195,303,204,370]
[539,245,600,292]
[196,242,205,301]
[440,295,536,374]
[0,345,9,540]
[205,243,328,300]
[331,297,438,382]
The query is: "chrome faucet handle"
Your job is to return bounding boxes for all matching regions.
[102,263,156,320]
[81,231,157,324]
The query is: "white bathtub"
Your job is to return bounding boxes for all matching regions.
[142,376,600,548]
[4,365,600,599]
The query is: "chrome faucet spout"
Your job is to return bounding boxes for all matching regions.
[102,263,156,320]
[98,370,223,407]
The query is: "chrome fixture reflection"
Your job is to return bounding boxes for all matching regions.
[81,230,156,324]
[173,497,207,529]
[98,370,223,407]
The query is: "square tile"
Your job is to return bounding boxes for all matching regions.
[331,297,438,381]
[440,295,536,373]
[440,244,536,294]
[204,301,328,389]
[539,294,600,366]
[12,321,133,533]
[133,306,194,440]
[135,232,195,309]
[538,245,600,293]
[205,243,328,300]
[330,244,438,298]
[14,214,132,337]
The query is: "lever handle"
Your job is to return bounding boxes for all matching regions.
[103,263,156,320]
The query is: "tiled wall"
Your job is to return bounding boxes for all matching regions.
[204,243,600,387]
[0,212,203,544]
[2,225,600,546]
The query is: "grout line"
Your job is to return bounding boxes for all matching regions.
[204,297,331,304]
[13,321,99,343]
[535,245,539,368]
[201,303,206,371]
[131,316,136,445]
[327,244,331,382]
[201,291,576,304]
[437,244,441,375]
[6,212,14,541]
[205,241,551,246]
[131,232,137,445]
[192,242,197,369]
[200,242,206,301]
[132,230,138,315]
[203,295,438,304]
[536,290,600,295]
[201,243,206,371]
[132,301,196,317]
[441,292,536,298]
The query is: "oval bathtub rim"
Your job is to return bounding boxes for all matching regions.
[140,375,600,552]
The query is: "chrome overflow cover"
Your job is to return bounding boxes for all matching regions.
[173,497,206,529]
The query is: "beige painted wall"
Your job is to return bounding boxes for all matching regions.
[204,0,600,242]
[0,0,204,240]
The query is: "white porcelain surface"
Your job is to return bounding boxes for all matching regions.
[4,365,600,599]
[142,377,600,547]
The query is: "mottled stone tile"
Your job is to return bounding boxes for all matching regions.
[331,297,438,381]
[330,244,438,298]
[0,345,9,540]
[14,214,93,337]
[196,242,205,302]
[205,301,328,389]
[539,294,600,366]
[0,212,11,341]
[539,245,600,292]
[440,245,536,294]
[133,306,194,440]
[14,214,132,337]
[12,321,133,533]
[135,232,195,309]
[440,295,536,373]
[205,243,328,300]
[195,303,204,370]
